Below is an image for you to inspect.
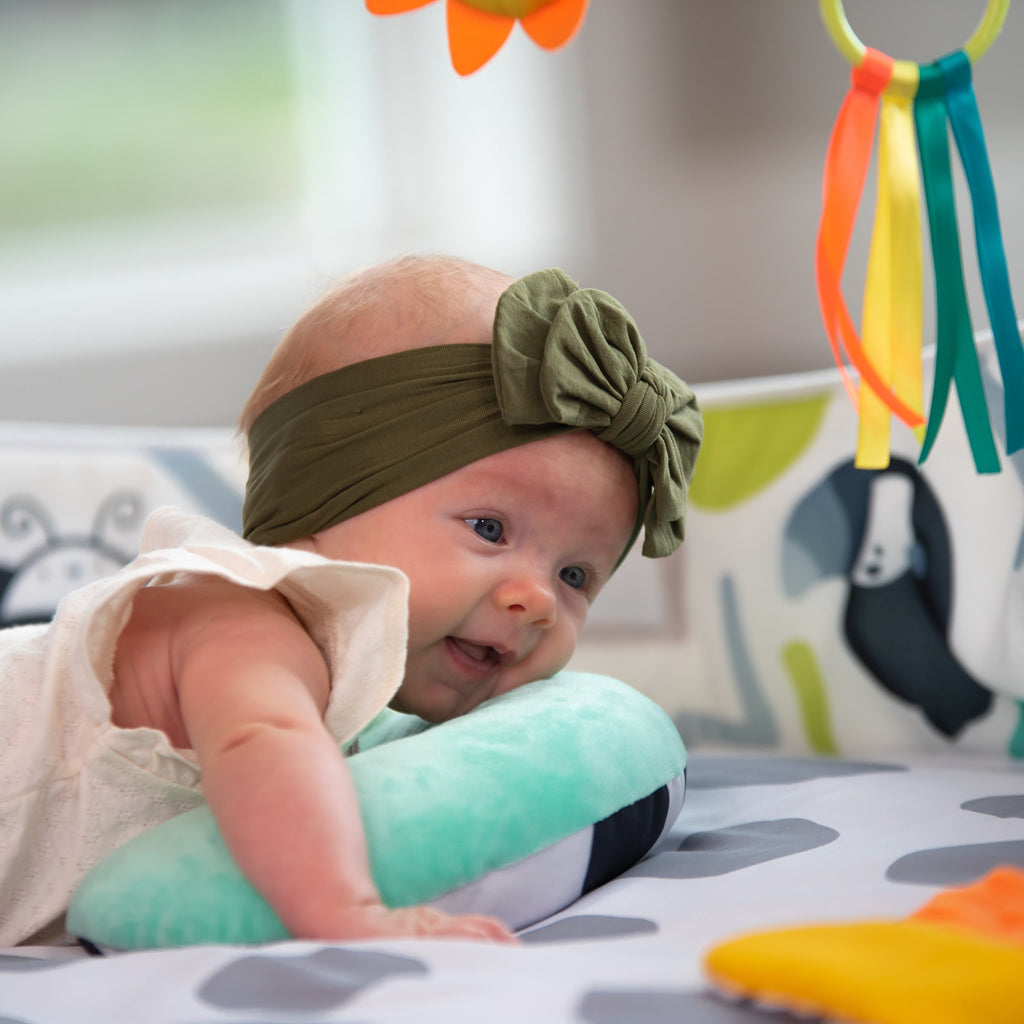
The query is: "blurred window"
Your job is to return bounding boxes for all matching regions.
[0,0,584,365]
[0,0,301,232]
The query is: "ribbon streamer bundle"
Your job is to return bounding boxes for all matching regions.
[816,0,1023,472]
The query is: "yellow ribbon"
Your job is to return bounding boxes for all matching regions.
[856,64,926,469]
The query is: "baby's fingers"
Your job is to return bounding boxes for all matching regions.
[394,906,518,944]
[433,912,518,944]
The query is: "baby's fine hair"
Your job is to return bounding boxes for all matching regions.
[238,254,513,436]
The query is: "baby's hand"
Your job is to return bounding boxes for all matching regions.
[377,905,518,943]
[315,903,518,944]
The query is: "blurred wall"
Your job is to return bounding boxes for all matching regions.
[575,0,1024,384]
[1,0,1021,425]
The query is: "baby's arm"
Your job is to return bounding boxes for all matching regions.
[156,576,513,943]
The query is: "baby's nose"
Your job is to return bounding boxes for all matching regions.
[494,573,557,628]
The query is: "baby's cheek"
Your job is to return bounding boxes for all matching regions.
[541,627,580,678]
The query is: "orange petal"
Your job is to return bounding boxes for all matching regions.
[520,0,587,49]
[910,867,1024,946]
[447,0,514,75]
[366,0,437,14]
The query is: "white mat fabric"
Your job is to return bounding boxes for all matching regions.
[2,753,1021,1023]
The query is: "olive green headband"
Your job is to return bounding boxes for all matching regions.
[242,269,703,558]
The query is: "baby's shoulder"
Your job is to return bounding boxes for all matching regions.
[129,574,299,641]
[111,575,312,741]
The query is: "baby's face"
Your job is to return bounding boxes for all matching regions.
[303,432,638,722]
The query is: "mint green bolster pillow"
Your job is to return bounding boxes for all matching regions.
[67,672,686,950]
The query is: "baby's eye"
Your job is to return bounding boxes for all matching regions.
[559,565,587,590]
[466,518,504,543]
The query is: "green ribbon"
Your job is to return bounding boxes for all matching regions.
[941,49,1024,456]
[243,269,702,558]
[914,59,999,473]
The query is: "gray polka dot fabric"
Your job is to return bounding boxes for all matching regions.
[198,949,428,1013]
[578,990,769,1023]
[520,914,658,944]
[2,755,1021,1023]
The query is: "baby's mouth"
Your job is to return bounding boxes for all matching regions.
[448,637,501,665]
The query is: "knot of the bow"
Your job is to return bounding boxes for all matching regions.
[599,378,669,457]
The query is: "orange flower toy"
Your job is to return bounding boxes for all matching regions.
[366,0,588,76]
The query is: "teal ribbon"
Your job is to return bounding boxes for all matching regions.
[913,60,999,472]
[941,50,1024,456]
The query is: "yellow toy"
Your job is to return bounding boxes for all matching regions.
[705,867,1024,1024]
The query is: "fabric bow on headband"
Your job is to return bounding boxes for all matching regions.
[494,270,703,557]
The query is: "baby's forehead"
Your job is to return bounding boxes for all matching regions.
[514,431,635,477]
[443,433,637,500]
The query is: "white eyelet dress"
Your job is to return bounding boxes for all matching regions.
[0,508,408,945]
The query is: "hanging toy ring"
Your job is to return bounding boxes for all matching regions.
[819,0,1010,67]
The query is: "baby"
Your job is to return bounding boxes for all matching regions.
[0,255,702,946]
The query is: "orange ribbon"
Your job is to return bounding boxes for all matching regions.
[815,48,926,430]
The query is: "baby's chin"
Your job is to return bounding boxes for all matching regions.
[386,692,416,717]
[387,661,572,723]
[386,690,450,724]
